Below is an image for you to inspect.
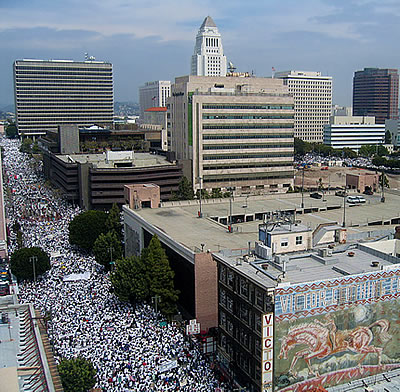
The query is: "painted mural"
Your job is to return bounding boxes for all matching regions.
[274,268,400,391]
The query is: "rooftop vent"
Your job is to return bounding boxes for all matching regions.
[348,251,355,257]
[371,261,380,268]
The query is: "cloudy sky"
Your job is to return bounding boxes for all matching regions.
[1,0,399,107]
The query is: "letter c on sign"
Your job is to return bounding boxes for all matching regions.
[264,338,272,348]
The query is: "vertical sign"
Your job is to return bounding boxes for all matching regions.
[262,313,274,392]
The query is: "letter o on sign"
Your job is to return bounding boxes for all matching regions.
[264,361,272,371]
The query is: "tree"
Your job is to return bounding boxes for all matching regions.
[359,144,376,157]
[68,210,108,251]
[372,156,387,167]
[294,138,312,156]
[16,230,23,249]
[110,255,149,303]
[20,138,33,153]
[376,144,389,157]
[142,235,179,316]
[176,176,194,200]
[211,188,223,198]
[93,231,122,271]
[110,235,179,315]
[58,357,96,392]
[341,148,357,159]
[105,203,122,241]
[10,247,50,281]
[379,172,390,188]
[5,123,17,138]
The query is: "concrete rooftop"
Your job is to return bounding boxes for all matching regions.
[133,190,400,254]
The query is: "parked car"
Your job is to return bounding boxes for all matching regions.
[363,189,373,195]
[310,192,323,199]
[335,190,346,197]
[357,196,366,203]
[347,196,359,204]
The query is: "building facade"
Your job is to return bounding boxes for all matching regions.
[323,116,385,151]
[138,80,171,120]
[191,16,227,77]
[13,59,113,138]
[168,75,295,195]
[214,239,400,392]
[42,150,182,209]
[385,119,400,147]
[353,68,399,124]
[274,70,332,143]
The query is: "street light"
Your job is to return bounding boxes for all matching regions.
[109,246,115,271]
[198,176,203,218]
[301,167,305,209]
[29,256,37,282]
[342,187,347,228]
[152,295,160,316]
[381,169,385,203]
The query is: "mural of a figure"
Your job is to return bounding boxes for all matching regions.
[278,315,391,378]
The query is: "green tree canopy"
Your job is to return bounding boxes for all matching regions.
[68,210,108,251]
[141,235,179,316]
[5,123,17,138]
[58,357,96,392]
[294,138,312,156]
[111,235,179,315]
[20,138,33,153]
[341,147,357,159]
[359,144,377,157]
[176,176,194,200]
[93,231,122,271]
[105,203,123,241]
[110,255,149,303]
[10,247,50,281]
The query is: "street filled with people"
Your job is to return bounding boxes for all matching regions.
[2,137,224,391]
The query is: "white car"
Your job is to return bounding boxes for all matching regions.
[347,196,359,204]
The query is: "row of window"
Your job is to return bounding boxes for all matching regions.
[203,162,293,170]
[203,143,293,150]
[203,114,294,120]
[203,152,293,160]
[203,124,294,130]
[204,173,293,182]
[203,133,293,140]
[202,104,293,110]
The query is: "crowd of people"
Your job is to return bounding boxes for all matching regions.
[2,137,224,391]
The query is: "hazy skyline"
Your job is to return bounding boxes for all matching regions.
[1,0,400,107]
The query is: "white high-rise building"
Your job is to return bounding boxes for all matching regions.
[191,16,227,77]
[274,70,332,143]
[139,80,171,120]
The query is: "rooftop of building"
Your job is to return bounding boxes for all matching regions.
[125,190,400,255]
[57,151,175,168]
[0,298,60,391]
[16,58,110,65]
[145,107,167,112]
[214,238,399,288]
[200,16,217,29]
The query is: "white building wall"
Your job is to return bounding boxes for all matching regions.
[275,70,332,143]
[191,16,227,77]
[386,119,400,147]
[138,80,171,120]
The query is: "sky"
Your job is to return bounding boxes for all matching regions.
[1,0,400,108]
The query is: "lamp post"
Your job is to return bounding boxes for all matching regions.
[152,295,160,316]
[198,176,203,218]
[29,256,37,282]
[342,187,347,228]
[381,169,385,203]
[301,167,305,209]
[109,246,115,270]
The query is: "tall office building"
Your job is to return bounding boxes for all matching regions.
[353,68,399,124]
[191,16,227,77]
[274,70,332,143]
[13,59,113,138]
[168,75,294,194]
[138,80,171,120]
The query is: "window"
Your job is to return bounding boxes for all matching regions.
[219,265,226,283]
[219,289,226,306]
[296,236,303,245]
[240,278,249,297]
[281,238,289,247]
[227,270,234,288]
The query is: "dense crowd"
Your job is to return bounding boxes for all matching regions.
[2,138,224,391]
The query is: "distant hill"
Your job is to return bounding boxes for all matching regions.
[114,102,139,117]
[0,104,15,113]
